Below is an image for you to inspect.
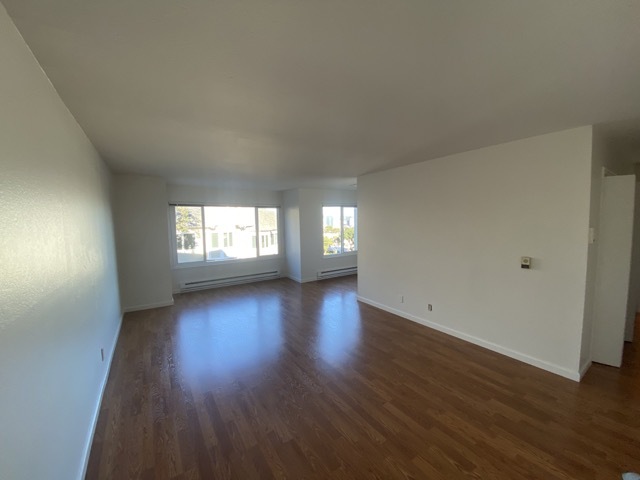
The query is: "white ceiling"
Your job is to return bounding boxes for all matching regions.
[4,0,640,190]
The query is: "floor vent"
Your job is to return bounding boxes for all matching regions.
[180,271,280,292]
[316,266,357,280]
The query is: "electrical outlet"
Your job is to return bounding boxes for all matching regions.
[100,348,105,362]
[428,304,433,312]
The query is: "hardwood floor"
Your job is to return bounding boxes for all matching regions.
[86,276,640,479]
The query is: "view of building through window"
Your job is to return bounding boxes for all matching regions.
[174,206,279,264]
[323,206,357,255]
[258,208,279,256]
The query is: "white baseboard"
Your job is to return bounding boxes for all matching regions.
[285,274,317,284]
[123,298,174,313]
[79,313,123,479]
[579,360,592,379]
[357,295,581,382]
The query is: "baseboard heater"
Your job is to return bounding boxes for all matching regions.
[180,271,280,292]
[316,266,357,280]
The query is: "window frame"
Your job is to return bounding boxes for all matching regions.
[170,204,281,268]
[322,205,358,257]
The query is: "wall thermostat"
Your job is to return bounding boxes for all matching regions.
[521,257,531,269]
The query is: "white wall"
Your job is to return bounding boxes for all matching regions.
[0,5,121,479]
[167,184,284,291]
[580,133,606,371]
[358,127,593,380]
[113,174,173,311]
[168,184,281,207]
[283,189,302,281]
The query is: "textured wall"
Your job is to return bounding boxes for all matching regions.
[0,5,121,479]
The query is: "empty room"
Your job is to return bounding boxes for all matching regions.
[2,1,640,479]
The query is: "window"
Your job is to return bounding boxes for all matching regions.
[323,206,357,255]
[223,232,233,248]
[173,205,279,264]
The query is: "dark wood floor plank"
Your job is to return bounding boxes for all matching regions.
[87,276,640,479]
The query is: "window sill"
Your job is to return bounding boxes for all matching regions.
[172,254,281,270]
[322,251,358,258]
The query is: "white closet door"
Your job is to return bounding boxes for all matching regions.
[592,175,635,367]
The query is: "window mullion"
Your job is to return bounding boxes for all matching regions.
[340,206,344,254]
[170,205,178,266]
[201,206,207,263]
[255,207,260,257]
[355,207,358,251]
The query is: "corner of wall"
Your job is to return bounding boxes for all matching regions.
[112,175,173,311]
[357,295,582,382]
[79,312,123,479]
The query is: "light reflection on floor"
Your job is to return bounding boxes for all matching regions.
[315,289,362,366]
[176,294,283,385]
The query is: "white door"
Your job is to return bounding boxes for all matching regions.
[624,181,640,342]
[592,175,635,367]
